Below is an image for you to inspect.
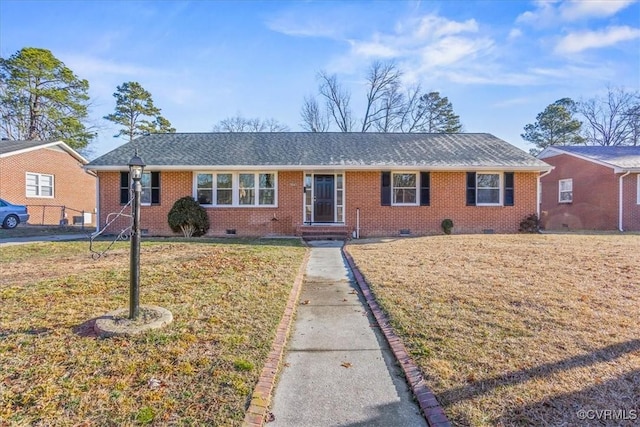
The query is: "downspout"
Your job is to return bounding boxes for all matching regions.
[618,171,631,232]
[537,170,553,220]
[356,208,360,239]
[95,173,100,231]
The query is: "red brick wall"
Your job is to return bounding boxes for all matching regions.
[540,154,620,230]
[0,146,96,225]
[345,171,537,236]
[98,170,538,237]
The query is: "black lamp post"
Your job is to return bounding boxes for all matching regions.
[128,151,145,320]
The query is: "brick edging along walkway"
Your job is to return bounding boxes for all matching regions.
[242,248,311,427]
[342,246,452,427]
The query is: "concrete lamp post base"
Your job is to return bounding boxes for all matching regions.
[94,305,173,338]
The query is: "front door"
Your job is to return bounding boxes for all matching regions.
[314,175,334,222]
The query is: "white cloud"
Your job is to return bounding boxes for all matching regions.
[555,25,640,53]
[560,0,637,21]
[516,0,637,26]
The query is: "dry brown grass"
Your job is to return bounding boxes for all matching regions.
[347,234,640,426]
[0,239,305,426]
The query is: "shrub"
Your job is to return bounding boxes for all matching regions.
[441,218,454,235]
[519,213,540,233]
[167,196,210,237]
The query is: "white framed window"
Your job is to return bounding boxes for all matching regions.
[194,172,277,207]
[559,178,573,203]
[26,172,54,198]
[476,173,501,206]
[392,172,418,205]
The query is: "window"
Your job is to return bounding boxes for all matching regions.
[120,172,160,205]
[26,172,54,198]
[239,174,255,205]
[559,178,573,203]
[381,171,429,206]
[194,172,276,207]
[217,174,232,205]
[466,172,513,206]
[477,173,501,205]
[637,175,640,205]
[392,173,417,205]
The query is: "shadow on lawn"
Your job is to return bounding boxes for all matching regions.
[496,369,640,426]
[439,339,640,424]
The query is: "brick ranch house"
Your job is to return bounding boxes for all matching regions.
[0,140,96,226]
[538,145,640,231]
[86,132,552,238]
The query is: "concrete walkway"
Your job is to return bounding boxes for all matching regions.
[0,233,88,246]
[269,241,426,426]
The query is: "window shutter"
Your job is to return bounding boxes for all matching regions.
[120,172,130,204]
[504,172,514,206]
[381,172,391,206]
[420,172,430,206]
[466,172,476,206]
[151,172,160,205]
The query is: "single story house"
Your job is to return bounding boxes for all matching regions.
[538,145,640,231]
[0,140,96,226]
[86,132,552,238]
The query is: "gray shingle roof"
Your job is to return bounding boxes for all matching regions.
[0,139,56,155]
[541,145,640,169]
[87,132,550,170]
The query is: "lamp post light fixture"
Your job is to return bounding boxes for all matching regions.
[128,151,146,320]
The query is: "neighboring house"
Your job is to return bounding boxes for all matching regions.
[0,140,96,226]
[86,132,551,238]
[538,145,640,231]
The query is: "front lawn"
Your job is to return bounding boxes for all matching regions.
[347,234,640,426]
[0,239,305,426]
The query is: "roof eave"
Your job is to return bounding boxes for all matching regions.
[86,164,553,172]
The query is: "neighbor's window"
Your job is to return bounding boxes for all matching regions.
[196,173,213,204]
[217,174,233,205]
[476,173,501,205]
[26,172,54,198]
[239,174,255,205]
[392,173,417,205]
[559,178,573,203]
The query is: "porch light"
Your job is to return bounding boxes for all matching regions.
[128,151,146,180]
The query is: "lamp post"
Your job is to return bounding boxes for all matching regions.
[128,152,145,320]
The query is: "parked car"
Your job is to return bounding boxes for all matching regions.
[0,198,29,229]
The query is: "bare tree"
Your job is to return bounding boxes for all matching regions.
[302,62,464,134]
[578,86,640,146]
[361,61,402,132]
[213,114,289,132]
[300,95,329,132]
[318,71,354,132]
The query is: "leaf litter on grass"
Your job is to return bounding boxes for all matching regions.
[347,234,640,426]
[0,240,306,426]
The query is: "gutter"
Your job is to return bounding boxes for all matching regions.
[618,171,631,232]
[537,169,553,220]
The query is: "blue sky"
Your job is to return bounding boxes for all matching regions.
[1,0,639,159]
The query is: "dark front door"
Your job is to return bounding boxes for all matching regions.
[314,175,335,222]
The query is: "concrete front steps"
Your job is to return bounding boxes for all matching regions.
[297,225,351,242]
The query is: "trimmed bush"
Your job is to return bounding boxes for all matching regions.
[167,196,210,237]
[441,218,454,235]
[519,213,540,233]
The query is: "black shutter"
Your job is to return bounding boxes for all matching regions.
[120,172,130,204]
[504,172,514,206]
[420,172,430,206]
[381,172,391,206]
[466,172,476,206]
[151,172,160,205]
